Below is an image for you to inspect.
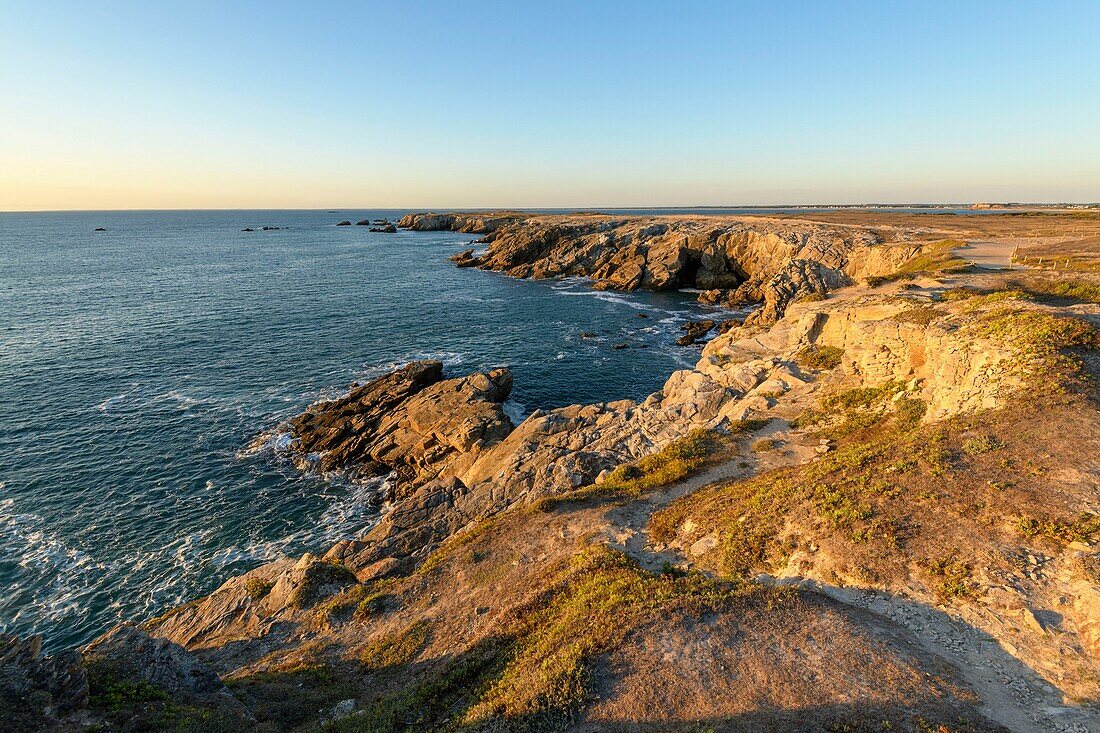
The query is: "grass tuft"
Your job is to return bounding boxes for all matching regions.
[795,345,845,370]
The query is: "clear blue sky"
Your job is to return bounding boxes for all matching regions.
[2,1,1098,209]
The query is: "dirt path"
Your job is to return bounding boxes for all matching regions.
[954,240,1021,270]
[589,428,1098,733]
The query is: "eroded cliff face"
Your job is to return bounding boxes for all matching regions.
[398,211,931,324]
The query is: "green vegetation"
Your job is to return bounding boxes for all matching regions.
[418,515,505,576]
[289,560,359,609]
[84,660,250,733]
[359,620,432,670]
[968,308,1099,385]
[1005,277,1100,304]
[866,240,969,286]
[925,555,976,601]
[245,577,274,600]
[1016,512,1100,545]
[751,437,779,452]
[938,287,1027,304]
[461,545,781,728]
[792,381,922,439]
[893,305,944,325]
[962,434,1004,455]
[85,660,168,712]
[795,344,845,370]
[530,426,762,511]
[323,545,788,733]
[231,658,359,731]
[649,394,954,580]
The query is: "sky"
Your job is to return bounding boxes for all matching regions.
[1,1,1098,210]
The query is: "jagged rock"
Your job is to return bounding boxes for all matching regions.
[397,212,922,324]
[241,227,254,232]
[677,319,717,346]
[82,625,246,713]
[0,634,88,730]
[284,361,514,496]
[370,224,397,233]
[450,249,481,267]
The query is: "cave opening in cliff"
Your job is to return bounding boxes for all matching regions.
[679,253,703,288]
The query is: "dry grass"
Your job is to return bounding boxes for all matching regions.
[866,240,970,286]
[530,424,766,511]
[651,380,1100,599]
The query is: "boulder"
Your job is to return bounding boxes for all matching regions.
[356,219,370,226]
[81,625,250,718]
[336,220,352,226]
[370,223,398,233]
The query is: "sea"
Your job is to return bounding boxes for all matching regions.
[0,209,754,651]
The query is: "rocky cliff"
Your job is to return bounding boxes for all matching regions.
[398,211,932,324]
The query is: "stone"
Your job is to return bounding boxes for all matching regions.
[278,361,514,499]
[449,249,481,267]
[82,625,247,712]
[0,634,88,729]
[336,220,352,226]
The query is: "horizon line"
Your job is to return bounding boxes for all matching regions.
[3,202,1100,214]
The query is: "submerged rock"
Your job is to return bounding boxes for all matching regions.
[336,220,352,226]
[676,319,717,346]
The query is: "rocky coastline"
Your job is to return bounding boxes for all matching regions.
[6,211,1100,732]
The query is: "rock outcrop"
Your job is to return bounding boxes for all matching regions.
[0,635,87,730]
[399,212,932,325]
[280,360,514,499]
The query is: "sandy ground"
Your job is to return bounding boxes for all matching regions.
[953,241,1020,270]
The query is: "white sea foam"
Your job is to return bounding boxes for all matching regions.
[502,399,527,424]
[97,394,126,412]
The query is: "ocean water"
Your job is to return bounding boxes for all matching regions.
[0,209,735,651]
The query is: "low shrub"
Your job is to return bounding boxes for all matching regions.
[245,577,274,600]
[795,344,844,370]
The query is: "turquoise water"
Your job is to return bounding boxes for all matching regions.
[0,210,732,650]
